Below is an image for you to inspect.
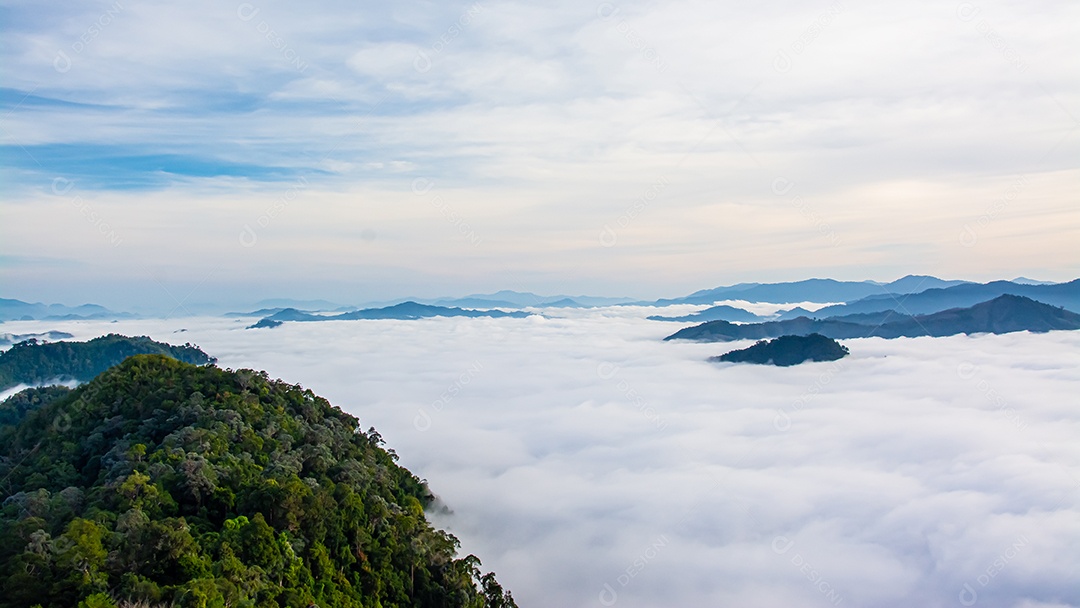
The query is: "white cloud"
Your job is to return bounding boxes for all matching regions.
[3,0,1078,307]
[10,310,1080,607]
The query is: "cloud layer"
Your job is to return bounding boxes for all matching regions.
[8,310,1079,607]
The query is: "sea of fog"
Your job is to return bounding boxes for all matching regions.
[4,307,1079,608]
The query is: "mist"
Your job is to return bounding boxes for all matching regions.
[5,310,1078,607]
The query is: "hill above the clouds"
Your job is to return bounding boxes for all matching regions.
[710,333,849,366]
[0,350,516,608]
[0,334,214,392]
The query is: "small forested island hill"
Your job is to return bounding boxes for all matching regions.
[710,334,850,367]
[0,338,517,608]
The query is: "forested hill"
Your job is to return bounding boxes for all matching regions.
[0,334,215,392]
[710,334,849,367]
[0,355,516,608]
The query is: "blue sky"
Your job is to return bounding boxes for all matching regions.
[1,0,1078,311]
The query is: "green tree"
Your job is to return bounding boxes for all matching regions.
[0,353,516,608]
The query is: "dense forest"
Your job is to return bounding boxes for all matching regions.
[0,334,215,391]
[0,353,516,608]
[0,385,72,426]
[711,333,849,366]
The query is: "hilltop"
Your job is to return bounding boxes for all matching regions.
[710,334,849,366]
[0,354,515,608]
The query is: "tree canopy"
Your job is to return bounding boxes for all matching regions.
[711,333,849,366]
[0,354,515,608]
[0,334,215,391]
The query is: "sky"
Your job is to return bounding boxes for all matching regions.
[1,0,1079,311]
[4,310,1078,607]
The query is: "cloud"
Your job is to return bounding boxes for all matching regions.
[3,0,1079,306]
[11,310,1080,607]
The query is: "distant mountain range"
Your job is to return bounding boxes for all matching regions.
[0,331,75,347]
[6,276,1075,322]
[0,298,134,322]
[650,278,1079,323]
[648,305,765,323]
[809,279,1080,317]
[239,277,1068,315]
[234,291,636,316]
[665,295,1080,342]
[226,307,291,318]
[655,275,970,305]
[250,301,534,328]
[430,291,635,309]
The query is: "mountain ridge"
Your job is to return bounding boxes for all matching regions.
[811,279,1080,317]
[654,275,971,305]
[648,304,764,323]
[665,294,1080,342]
[251,301,533,327]
[0,354,517,607]
[0,298,133,322]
